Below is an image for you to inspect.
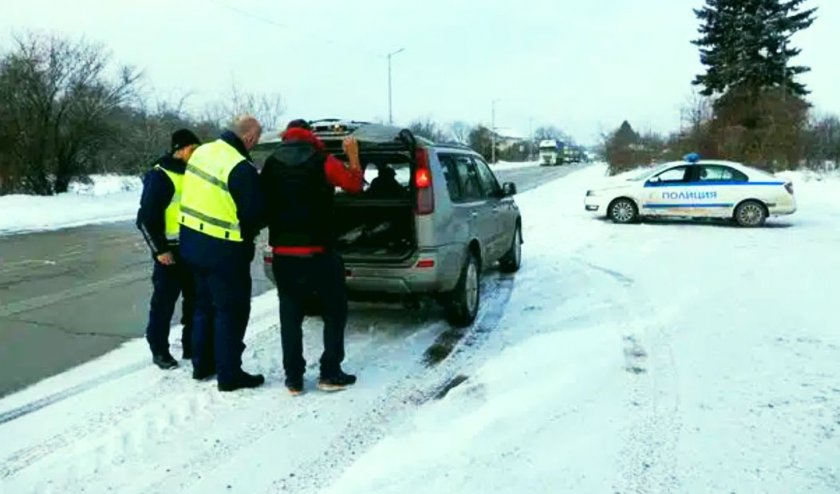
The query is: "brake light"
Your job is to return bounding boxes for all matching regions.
[785,182,794,195]
[415,168,431,188]
[416,259,435,269]
[414,148,434,215]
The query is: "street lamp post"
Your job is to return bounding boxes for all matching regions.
[387,48,405,125]
[491,99,500,163]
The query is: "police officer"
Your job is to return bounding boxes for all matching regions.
[137,129,201,369]
[179,115,266,392]
[260,119,363,395]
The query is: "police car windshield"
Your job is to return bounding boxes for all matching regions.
[628,164,670,181]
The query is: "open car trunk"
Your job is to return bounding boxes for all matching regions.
[324,125,424,264]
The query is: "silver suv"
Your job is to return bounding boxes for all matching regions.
[254,120,523,327]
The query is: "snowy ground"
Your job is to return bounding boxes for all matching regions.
[0,175,141,235]
[1,165,839,493]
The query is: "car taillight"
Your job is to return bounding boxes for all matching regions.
[415,259,435,268]
[414,148,434,215]
[785,182,794,195]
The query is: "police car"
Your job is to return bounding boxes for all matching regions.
[584,154,796,227]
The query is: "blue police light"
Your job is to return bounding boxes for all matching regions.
[684,153,700,164]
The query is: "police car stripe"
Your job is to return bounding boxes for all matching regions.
[644,181,784,188]
[644,203,734,209]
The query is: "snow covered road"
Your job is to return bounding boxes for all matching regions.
[1,164,839,493]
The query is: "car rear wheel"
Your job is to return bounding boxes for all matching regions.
[735,200,767,227]
[446,252,481,327]
[608,198,638,224]
[499,225,522,273]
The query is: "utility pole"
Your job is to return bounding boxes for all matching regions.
[491,99,500,163]
[528,116,534,160]
[387,48,405,125]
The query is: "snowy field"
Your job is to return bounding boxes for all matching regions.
[1,164,839,493]
[0,175,141,235]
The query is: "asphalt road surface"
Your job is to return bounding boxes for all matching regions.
[0,163,584,397]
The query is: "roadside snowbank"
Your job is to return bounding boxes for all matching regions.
[0,175,141,235]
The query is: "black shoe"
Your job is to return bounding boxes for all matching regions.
[218,372,265,392]
[318,370,357,392]
[192,367,216,381]
[285,376,304,396]
[153,353,178,370]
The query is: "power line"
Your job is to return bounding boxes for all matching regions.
[204,0,384,59]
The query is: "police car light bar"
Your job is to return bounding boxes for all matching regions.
[684,153,700,164]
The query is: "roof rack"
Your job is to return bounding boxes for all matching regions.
[435,141,474,151]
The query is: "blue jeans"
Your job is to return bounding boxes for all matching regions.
[272,253,348,378]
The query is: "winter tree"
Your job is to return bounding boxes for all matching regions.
[0,34,142,194]
[693,0,816,97]
[692,0,817,169]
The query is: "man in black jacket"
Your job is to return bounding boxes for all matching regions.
[261,119,363,395]
[137,129,201,369]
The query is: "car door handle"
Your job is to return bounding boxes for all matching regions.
[471,211,479,217]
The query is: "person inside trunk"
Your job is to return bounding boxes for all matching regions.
[367,165,405,199]
[260,119,363,395]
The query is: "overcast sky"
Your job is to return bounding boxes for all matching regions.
[3,0,838,144]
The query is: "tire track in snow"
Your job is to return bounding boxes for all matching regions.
[0,307,281,482]
[571,257,684,494]
[0,361,147,426]
[274,274,515,494]
[0,274,514,492]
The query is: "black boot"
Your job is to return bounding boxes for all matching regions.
[318,370,357,391]
[153,352,178,370]
[218,371,265,392]
[285,376,304,396]
[192,367,216,381]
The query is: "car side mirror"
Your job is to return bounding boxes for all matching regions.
[502,182,517,197]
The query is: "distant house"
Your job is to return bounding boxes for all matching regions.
[491,127,526,151]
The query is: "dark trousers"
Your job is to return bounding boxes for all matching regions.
[273,252,348,378]
[145,257,194,356]
[190,261,252,384]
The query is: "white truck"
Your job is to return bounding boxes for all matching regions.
[538,139,564,166]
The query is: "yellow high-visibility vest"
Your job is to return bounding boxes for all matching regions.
[178,139,244,242]
[154,165,183,241]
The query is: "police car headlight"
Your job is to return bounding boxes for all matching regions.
[586,190,596,197]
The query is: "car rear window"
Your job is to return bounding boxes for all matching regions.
[700,165,748,182]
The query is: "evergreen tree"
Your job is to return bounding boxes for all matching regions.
[693,0,816,97]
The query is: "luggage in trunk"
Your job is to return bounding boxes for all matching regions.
[333,198,416,262]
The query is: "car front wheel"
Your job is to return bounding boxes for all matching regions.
[735,200,767,227]
[608,198,638,224]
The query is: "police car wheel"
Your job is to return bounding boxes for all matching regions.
[735,200,767,227]
[608,198,638,224]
